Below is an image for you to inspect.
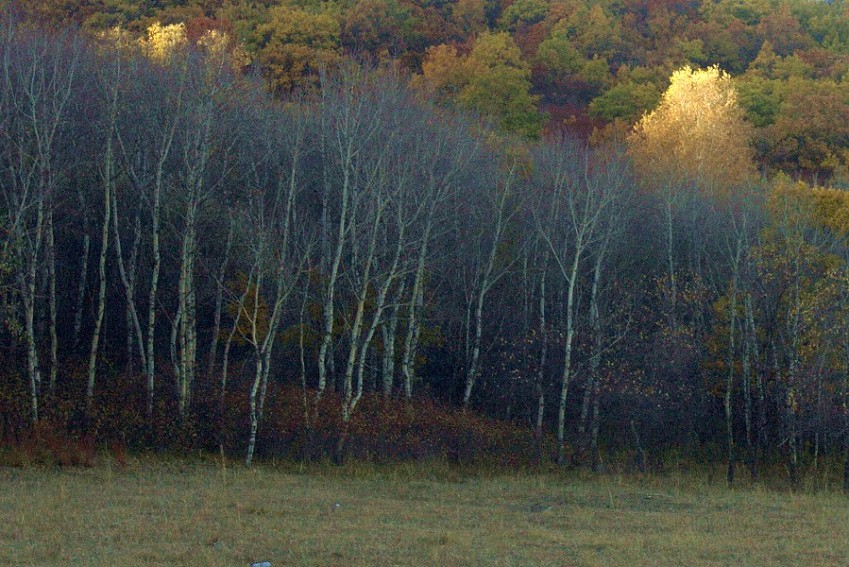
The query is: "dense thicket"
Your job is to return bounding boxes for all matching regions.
[3,9,849,490]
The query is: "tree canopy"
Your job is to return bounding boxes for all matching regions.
[629,65,756,197]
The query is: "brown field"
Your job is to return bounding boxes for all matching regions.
[2,456,849,566]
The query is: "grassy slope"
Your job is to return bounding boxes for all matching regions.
[2,458,849,566]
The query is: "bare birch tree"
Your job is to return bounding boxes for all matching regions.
[239,101,311,466]
[170,55,238,419]
[0,22,81,420]
[86,47,124,413]
[115,58,188,418]
[535,138,626,464]
[458,153,522,410]
[397,113,478,398]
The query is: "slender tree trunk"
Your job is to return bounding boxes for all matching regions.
[186,245,198,410]
[401,267,425,398]
[87,141,112,414]
[245,356,264,468]
[556,250,581,465]
[590,363,603,472]
[337,291,368,462]
[126,209,142,375]
[535,268,548,462]
[316,172,349,400]
[742,294,756,479]
[725,272,738,487]
[72,197,90,349]
[219,319,236,399]
[298,280,312,460]
[244,270,269,467]
[755,309,768,456]
[87,48,122,417]
[786,386,799,490]
[381,324,394,397]
[579,251,604,465]
[246,266,282,466]
[381,280,403,398]
[24,269,41,423]
[176,204,197,418]
[786,253,802,490]
[843,352,849,491]
[146,174,161,419]
[665,196,677,328]
[143,76,184,419]
[463,285,488,409]
[220,270,252,399]
[337,155,406,460]
[111,187,146,376]
[814,369,822,480]
[208,217,234,376]
[23,202,44,423]
[245,136,303,466]
[46,208,58,395]
[337,220,391,461]
[462,171,514,409]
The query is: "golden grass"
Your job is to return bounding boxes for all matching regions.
[2,457,849,566]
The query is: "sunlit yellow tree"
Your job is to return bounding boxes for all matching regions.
[628,65,757,326]
[630,68,760,482]
[139,22,189,63]
[629,65,755,198]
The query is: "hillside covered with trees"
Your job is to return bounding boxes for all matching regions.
[4,0,849,489]
[18,0,849,180]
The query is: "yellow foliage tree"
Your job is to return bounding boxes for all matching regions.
[418,44,467,97]
[139,22,188,63]
[768,177,849,240]
[103,23,249,72]
[256,6,341,92]
[629,65,756,198]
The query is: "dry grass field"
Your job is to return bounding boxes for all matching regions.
[2,456,849,566]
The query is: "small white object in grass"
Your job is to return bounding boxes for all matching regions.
[332,502,341,511]
[250,562,272,567]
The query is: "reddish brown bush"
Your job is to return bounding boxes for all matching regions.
[258,385,546,466]
[1,361,547,467]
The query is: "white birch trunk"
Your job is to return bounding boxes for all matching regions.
[86,135,113,413]
[556,250,581,464]
[23,202,44,423]
[462,167,516,409]
[72,197,90,348]
[46,208,57,395]
[208,217,235,376]
[111,184,146,375]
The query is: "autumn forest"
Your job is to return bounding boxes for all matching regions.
[4,0,849,490]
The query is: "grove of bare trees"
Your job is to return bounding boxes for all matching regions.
[4,14,849,490]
